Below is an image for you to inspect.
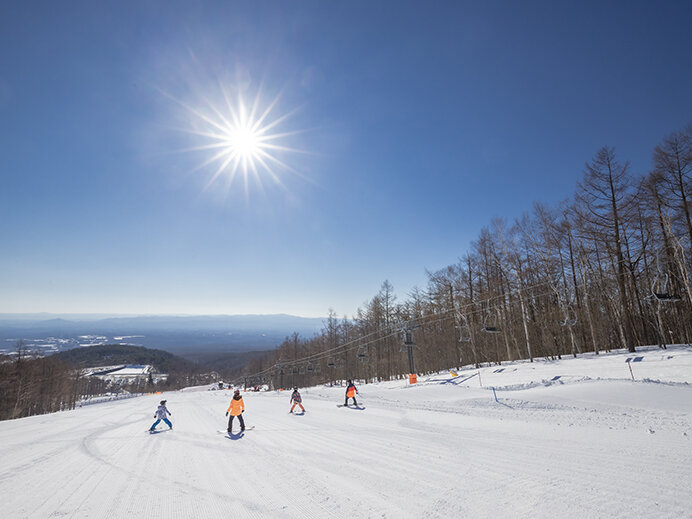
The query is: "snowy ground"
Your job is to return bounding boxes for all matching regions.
[1,345,691,518]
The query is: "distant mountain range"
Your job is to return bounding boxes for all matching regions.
[0,313,326,356]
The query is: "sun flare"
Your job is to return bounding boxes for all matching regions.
[167,84,304,196]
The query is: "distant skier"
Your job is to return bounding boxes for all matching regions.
[344,380,359,407]
[225,388,245,432]
[149,400,172,431]
[289,387,305,413]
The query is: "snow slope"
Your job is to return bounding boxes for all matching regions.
[1,345,691,518]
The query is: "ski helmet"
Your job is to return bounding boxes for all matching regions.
[234,388,240,395]
[293,386,298,391]
[160,400,166,405]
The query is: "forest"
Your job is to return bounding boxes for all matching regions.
[240,124,692,390]
[0,344,214,421]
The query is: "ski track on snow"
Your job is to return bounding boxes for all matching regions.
[1,347,691,518]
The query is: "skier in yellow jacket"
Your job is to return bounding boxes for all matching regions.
[225,388,245,432]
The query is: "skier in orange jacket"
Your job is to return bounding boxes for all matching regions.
[344,380,359,407]
[225,388,245,432]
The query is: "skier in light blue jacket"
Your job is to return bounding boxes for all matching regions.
[149,400,173,431]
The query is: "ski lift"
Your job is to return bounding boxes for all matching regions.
[455,311,472,342]
[403,329,414,345]
[649,251,681,302]
[650,273,680,302]
[356,344,369,362]
[482,306,501,334]
[559,303,578,327]
[327,357,336,368]
[549,280,578,327]
[398,329,414,352]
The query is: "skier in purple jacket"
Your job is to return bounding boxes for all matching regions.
[149,400,172,431]
[289,387,305,413]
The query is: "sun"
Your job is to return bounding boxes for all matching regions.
[166,84,304,196]
[229,124,259,160]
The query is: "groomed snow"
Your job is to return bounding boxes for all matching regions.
[1,345,690,518]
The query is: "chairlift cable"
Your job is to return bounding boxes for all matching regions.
[230,278,580,385]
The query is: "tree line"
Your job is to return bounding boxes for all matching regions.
[0,342,105,421]
[240,124,692,389]
[0,343,217,421]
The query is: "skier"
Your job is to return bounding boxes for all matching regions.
[344,380,359,407]
[149,400,172,431]
[225,388,245,432]
[289,387,305,413]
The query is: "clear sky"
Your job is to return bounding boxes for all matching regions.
[1,1,691,318]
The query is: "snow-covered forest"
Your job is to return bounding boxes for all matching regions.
[246,127,692,390]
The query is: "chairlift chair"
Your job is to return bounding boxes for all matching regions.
[482,307,501,334]
[455,312,472,342]
[653,292,680,302]
[649,252,681,303]
[650,274,680,302]
[559,304,578,327]
[356,345,369,362]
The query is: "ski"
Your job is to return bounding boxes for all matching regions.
[336,404,365,409]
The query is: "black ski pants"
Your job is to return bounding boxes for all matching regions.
[345,396,358,406]
[228,413,245,431]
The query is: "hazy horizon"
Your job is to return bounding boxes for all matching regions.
[0,312,330,321]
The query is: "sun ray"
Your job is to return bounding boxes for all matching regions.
[219,83,241,128]
[190,147,235,175]
[253,152,286,189]
[175,141,232,153]
[168,82,305,196]
[204,150,238,190]
[158,87,231,136]
[255,106,302,135]
[251,92,283,133]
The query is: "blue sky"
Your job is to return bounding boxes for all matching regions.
[1,1,691,318]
